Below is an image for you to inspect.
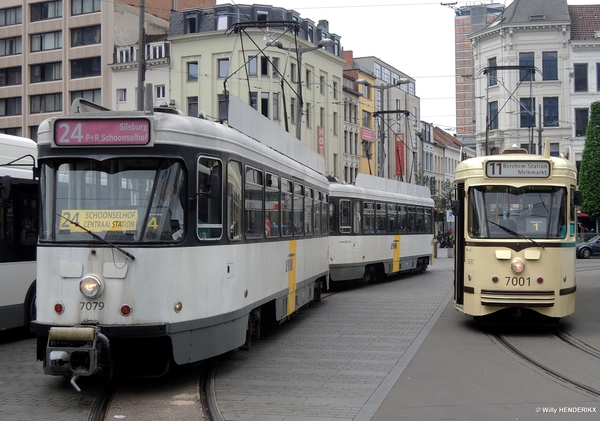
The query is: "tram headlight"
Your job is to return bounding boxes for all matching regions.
[79,275,104,299]
[510,258,525,274]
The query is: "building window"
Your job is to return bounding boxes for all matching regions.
[488,101,498,130]
[146,43,165,60]
[0,66,22,86]
[320,76,325,95]
[0,127,22,136]
[30,93,62,113]
[185,15,197,34]
[261,56,269,76]
[71,89,101,105]
[543,97,559,127]
[31,31,62,52]
[261,92,269,118]
[218,94,227,121]
[72,0,101,15]
[520,98,535,128]
[333,81,338,100]
[306,103,311,128]
[248,56,257,76]
[519,52,535,81]
[542,51,557,80]
[273,93,279,120]
[188,96,198,117]
[116,46,135,63]
[575,108,589,137]
[31,1,61,22]
[71,25,100,47]
[0,97,21,116]
[0,6,22,26]
[574,63,588,92]
[0,36,22,56]
[333,112,338,136]
[290,63,296,83]
[250,92,258,110]
[362,110,371,128]
[362,84,369,99]
[187,61,198,81]
[216,14,228,30]
[156,85,165,99]
[487,57,497,86]
[117,89,126,103]
[31,62,61,83]
[218,58,229,78]
[272,57,279,77]
[71,57,101,78]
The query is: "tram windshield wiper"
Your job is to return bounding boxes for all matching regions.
[57,213,136,260]
[487,219,545,248]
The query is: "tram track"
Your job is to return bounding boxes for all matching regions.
[85,380,119,421]
[492,330,600,398]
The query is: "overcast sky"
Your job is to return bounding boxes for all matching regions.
[218,0,600,134]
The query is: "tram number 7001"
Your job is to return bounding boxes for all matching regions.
[80,302,105,310]
[505,277,531,287]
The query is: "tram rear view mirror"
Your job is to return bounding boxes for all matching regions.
[205,174,220,199]
[451,200,460,216]
[1,175,11,200]
[573,190,582,206]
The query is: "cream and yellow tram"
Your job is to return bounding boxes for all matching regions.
[31,97,329,389]
[328,174,434,286]
[453,142,581,319]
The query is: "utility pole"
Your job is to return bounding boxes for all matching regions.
[137,0,146,111]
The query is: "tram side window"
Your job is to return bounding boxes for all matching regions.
[281,178,292,237]
[293,183,304,236]
[328,200,336,235]
[227,160,242,241]
[353,200,361,234]
[407,206,416,233]
[569,187,577,238]
[265,173,279,238]
[363,202,375,234]
[321,193,328,235]
[376,203,387,233]
[245,166,263,239]
[314,191,322,236]
[398,205,407,233]
[387,204,397,233]
[416,207,424,233]
[339,199,351,234]
[197,157,222,240]
[0,183,38,262]
[304,187,313,235]
[424,208,433,234]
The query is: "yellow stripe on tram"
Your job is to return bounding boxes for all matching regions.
[392,234,401,272]
[287,240,297,315]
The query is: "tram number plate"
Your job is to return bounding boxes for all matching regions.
[505,277,531,287]
[80,302,105,310]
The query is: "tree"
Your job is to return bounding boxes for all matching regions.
[579,101,600,220]
[434,179,454,216]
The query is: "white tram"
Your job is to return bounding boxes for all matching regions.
[0,134,38,330]
[452,142,581,319]
[328,174,434,285]
[31,97,329,388]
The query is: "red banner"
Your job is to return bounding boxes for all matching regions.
[395,134,404,176]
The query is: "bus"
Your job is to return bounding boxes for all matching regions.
[453,140,581,320]
[0,134,38,330]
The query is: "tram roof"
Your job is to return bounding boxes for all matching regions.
[0,133,37,179]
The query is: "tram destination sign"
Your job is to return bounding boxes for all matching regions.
[53,118,151,146]
[486,160,551,178]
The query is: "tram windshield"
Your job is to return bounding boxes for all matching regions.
[39,158,185,243]
[468,185,568,239]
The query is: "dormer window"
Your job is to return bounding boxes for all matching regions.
[529,15,545,21]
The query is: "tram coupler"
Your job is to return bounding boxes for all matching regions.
[45,326,111,391]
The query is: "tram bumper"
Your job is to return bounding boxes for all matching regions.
[45,326,111,389]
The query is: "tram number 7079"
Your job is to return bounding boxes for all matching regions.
[506,277,531,287]
[80,302,105,311]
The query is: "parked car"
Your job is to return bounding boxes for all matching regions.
[576,235,600,259]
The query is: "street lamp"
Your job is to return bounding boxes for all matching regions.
[355,78,410,178]
[267,38,335,140]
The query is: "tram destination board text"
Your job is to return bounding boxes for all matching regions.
[485,161,551,178]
